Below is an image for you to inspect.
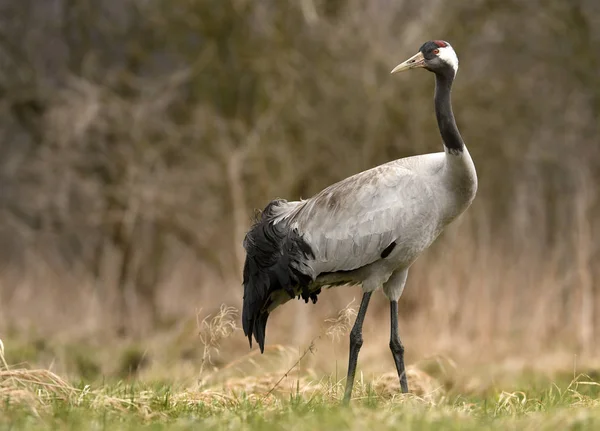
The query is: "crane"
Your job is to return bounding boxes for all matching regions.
[242,40,477,403]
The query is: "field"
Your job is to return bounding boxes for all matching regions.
[2,355,600,430]
[1,1,599,429]
[2,306,600,431]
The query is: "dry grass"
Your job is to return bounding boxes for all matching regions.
[0,325,444,414]
[2,311,600,431]
[0,341,78,414]
[2,331,600,430]
[197,305,239,378]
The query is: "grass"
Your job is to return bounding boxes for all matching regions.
[2,307,600,430]
[1,375,600,430]
[2,345,600,430]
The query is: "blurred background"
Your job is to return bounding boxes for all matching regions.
[0,0,599,383]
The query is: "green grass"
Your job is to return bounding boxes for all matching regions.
[2,373,600,430]
[2,318,600,430]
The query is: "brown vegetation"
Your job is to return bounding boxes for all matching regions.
[0,0,599,378]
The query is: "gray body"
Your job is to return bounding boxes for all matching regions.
[266,147,477,309]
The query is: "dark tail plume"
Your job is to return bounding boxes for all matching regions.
[242,200,314,353]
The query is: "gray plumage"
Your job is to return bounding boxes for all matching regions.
[274,151,475,292]
[242,39,477,402]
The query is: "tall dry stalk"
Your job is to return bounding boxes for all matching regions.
[197,305,239,379]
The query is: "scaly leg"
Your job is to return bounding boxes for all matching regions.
[389,300,408,393]
[342,291,372,404]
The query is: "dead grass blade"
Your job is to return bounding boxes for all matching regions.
[197,305,239,380]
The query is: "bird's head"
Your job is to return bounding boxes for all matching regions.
[391,40,458,77]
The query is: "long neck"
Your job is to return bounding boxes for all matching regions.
[434,72,464,154]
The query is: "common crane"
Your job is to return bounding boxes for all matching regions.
[242,40,477,403]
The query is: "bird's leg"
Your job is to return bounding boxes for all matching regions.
[342,291,372,404]
[389,300,408,393]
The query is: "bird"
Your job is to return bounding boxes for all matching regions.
[241,40,477,403]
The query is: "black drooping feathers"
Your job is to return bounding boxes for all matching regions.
[242,199,315,353]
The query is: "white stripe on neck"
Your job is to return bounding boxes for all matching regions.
[438,45,459,74]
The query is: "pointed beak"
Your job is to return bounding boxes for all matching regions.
[390,51,425,74]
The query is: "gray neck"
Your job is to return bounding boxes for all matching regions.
[434,72,464,154]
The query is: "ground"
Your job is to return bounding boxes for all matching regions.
[2,307,600,430]
[2,359,600,430]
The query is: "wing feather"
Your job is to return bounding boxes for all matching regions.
[288,161,436,274]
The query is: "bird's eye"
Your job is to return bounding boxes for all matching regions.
[433,49,440,55]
